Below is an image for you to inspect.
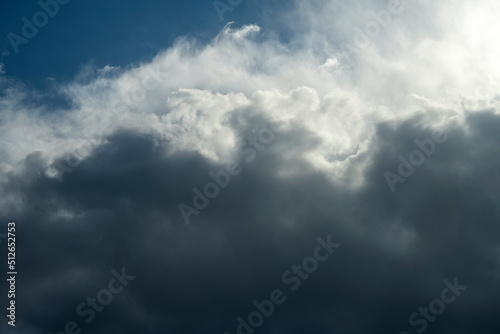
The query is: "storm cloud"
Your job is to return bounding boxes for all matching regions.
[1,0,500,333]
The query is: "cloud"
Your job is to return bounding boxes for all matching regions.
[1,0,500,333]
[3,110,500,333]
[1,0,498,183]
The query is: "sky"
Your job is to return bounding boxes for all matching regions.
[0,0,500,333]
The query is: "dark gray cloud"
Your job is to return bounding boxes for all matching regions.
[1,109,500,334]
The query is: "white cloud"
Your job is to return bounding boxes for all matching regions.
[97,65,121,75]
[0,0,498,186]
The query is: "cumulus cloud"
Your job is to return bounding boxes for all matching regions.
[1,0,500,333]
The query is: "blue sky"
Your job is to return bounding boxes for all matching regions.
[0,0,295,87]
